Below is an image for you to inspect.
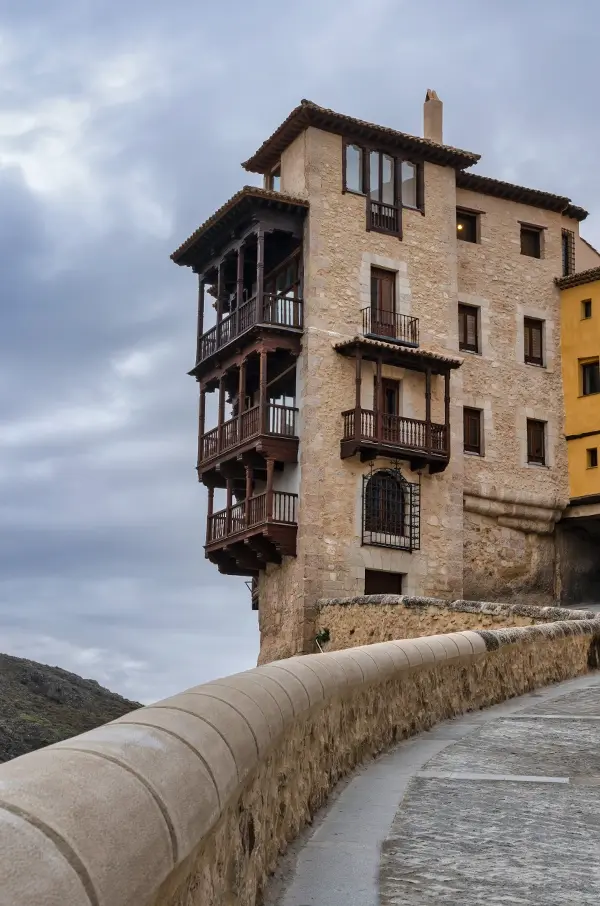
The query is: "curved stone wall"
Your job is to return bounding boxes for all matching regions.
[1,621,599,906]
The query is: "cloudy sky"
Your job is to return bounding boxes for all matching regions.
[0,1,598,705]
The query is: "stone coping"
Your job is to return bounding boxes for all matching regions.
[316,594,599,622]
[0,620,599,906]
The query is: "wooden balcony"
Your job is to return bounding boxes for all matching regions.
[362,308,419,347]
[205,491,298,576]
[341,408,450,472]
[197,293,302,367]
[367,198,400,236]
[199,403,298,478]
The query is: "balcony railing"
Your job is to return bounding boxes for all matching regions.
[367,199,400,235]
[198,292,303,363]
[207,491,298,545]
[342,408,448,455]
[362,307,419,346]
[199,403,298,464]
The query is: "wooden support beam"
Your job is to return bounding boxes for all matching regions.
[218,375,226,453]
[198,387,206,467]
[375,355,382,440]
[238,358,246,417]
[259,348,268,433]
[196,277,205,363]
[206,486,214,543]
[355,348,362,441]
[216,259,225,345]
[256,226,265,319]
[425,367,432,452]
[236,243,245,334]
[225,479,233,535]
[266,458,275,521]
[245,464,253,527]
[444,369,451,456]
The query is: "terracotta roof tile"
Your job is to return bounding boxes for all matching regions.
[334,336,463,372]
[242,99,480,174]
[171,186,308,268]
[555,265,600,290]
[456,171,587,219]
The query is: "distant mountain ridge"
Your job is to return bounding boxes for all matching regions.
[0,652,141,763]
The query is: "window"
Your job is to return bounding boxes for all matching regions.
[520,226,542,258]
[370,267,396,337]
[587,448,598,469]
[344,144,364,194]
[582,359,600,395]
[562,229,575,277]
[582,299,593,319]
[362,468,420,551]
[401,161,418,208]
[456,209,478,243]
[527,419,546,465]
[458,303,479,353]
[524,317,544,366]
[463,408,482,455]
[364,569,404,595]
[381,378,400,417]
[265,166,281,192]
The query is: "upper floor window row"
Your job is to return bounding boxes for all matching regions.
[343,144,423,211]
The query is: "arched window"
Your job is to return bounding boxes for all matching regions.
[364,470,406,537]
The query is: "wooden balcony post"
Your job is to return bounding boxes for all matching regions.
[225,479,233,535]
[198,386,206,466]
[444,369,451,456]
[206,485,214,541]
[425,367,432,452]
[236,242,245,336]
[217,375,226,452]
[375,355,383,441]
[256,226,265,320]
[216,259,225,345]
[259,348,268,433]
[355,349,362,440]
[245,465,253,526]
[238,357,247,440]
[195,275,204,363]
[266,458,275,521]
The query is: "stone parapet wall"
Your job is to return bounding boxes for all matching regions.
[1,621,599,906]
[316,594,598,651]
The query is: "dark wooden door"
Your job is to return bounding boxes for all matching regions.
[371,268,396,337]
[364,569,403,595]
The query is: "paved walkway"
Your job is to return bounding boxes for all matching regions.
[268,672,600,906]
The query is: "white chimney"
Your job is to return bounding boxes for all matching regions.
[423,89,443,144]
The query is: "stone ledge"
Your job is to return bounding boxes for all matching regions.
[316,594,598,622]
[1,623,599,906]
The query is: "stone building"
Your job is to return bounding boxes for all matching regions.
[171,91,597,662]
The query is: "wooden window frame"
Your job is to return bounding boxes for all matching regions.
[456,208,479,244]
[265,165,281,192]
[342,140,424,215]
[458,303,480,353]
[582,299,593,320]
[527,419,546,465]
[524,317,544,366]
[581,359,600,396]
[463,407,483,455]
[520,224,543,259]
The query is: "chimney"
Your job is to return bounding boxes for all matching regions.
[423,89,443,144]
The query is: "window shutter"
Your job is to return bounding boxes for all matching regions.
[458,307,465,346]
[466,311,477,348]
[531,323,542,361]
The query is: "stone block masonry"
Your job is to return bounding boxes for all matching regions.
[0,616,598,906]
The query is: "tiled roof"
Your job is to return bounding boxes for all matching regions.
[334,336,463,372]
[171,187,309,268]
[456,171,588,220]
[242,99,480,174]
[555,265,600,290]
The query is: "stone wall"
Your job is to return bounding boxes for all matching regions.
[315,594,598,651]
[1,621,599,906]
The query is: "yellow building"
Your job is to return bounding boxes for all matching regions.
[559,265,600,504]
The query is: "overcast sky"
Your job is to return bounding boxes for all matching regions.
[0,1,598,705]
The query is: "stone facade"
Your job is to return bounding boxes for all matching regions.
[257,108,587,663]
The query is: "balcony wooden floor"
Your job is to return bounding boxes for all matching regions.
[341,408,449,473]
[205,491,297,576]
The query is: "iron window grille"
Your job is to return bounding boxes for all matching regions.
[562,229,575,277]
[362,465,420,551]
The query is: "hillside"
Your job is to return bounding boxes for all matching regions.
[0,652,141,763]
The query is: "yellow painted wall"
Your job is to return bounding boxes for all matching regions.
[561,279,600,499]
